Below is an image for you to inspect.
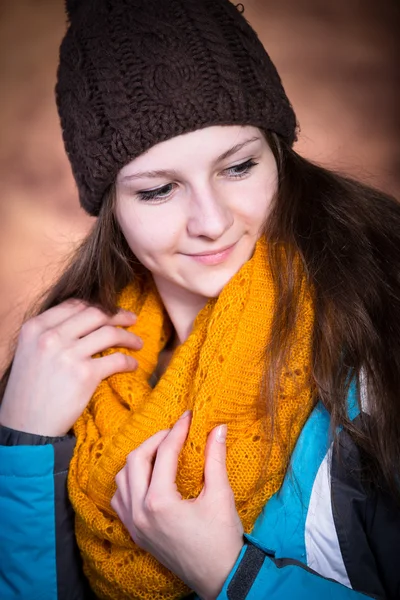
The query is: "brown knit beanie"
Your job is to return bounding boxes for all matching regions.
[56,0,297,216]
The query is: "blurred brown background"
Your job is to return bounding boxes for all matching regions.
[0,0,399,370]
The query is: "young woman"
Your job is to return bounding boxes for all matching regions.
[0,1,399,599]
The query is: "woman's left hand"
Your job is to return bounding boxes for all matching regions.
[111,411,244,600]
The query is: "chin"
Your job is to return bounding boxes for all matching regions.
[188,269,240,299]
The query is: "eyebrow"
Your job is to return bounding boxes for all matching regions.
[120,136,261,182]
[216,135,261,163]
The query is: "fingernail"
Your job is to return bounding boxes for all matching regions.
[216,424,227,443]
[179,410,192,420]
[122,310,136,318]
[129,357,138,370]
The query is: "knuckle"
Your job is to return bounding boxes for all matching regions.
[114,470,124,489]
[117,327,132,339]
[156,438,169,456]
[19,318,41,342]
[129,332,143,348]
[126,354,137,368]
[67,297,86,307]
[115,352,136,370]
[37,328,62,352]
[109,327,131,346]
[74,361,92,383]
[110,493,118,512]
[144,493,167,515]
[133,510,149,534]
[126,449,139,466]
[102,325,118,341]
[157,436,176,456]
[114,308,134,319]
[61,297,83,309]
[85,305,106,324]
[107,325,137,346]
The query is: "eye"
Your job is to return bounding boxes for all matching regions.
[137,183,175,203]
[223,159,259,178]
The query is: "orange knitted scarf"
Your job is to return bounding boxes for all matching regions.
[68,238,314,600]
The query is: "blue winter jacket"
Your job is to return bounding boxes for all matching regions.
[1,388,399,599]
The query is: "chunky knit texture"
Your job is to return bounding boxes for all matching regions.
[68,239,315,599]
[56,0,297,216]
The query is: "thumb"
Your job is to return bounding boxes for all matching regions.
[203,424,230,493]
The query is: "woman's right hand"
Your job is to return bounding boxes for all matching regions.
[0,299,141,437]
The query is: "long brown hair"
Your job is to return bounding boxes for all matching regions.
[266,132,400,501]
[1,131,399,501]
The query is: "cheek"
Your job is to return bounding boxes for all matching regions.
[117,206,181,263]
[234,177,277,226]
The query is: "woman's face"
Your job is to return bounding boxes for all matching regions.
[115,125,278,301]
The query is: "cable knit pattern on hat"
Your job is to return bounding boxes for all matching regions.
[56,0,297,215]
[68,238,315,599]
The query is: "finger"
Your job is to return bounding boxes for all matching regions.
[110,487,133,527]
[77,325,143,357]
[203,425,230,494]
[56,305,137,340]
[125,429,171,508]
[35,298,88,330]
[147,411,191,498]
[110,487,123,516]
[113,463,131,508]
[92,351,138,380]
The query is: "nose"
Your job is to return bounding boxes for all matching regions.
[186,184,233,240]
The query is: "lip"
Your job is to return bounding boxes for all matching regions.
[189,243,237,257]
[185,242,237,265]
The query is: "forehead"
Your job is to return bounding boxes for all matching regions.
[117,125,263,179]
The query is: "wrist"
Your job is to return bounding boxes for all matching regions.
[195,541,245,600]
[0,406,21,431]
[0,407,68,438]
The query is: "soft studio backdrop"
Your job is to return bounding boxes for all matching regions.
[0,0,399,371]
